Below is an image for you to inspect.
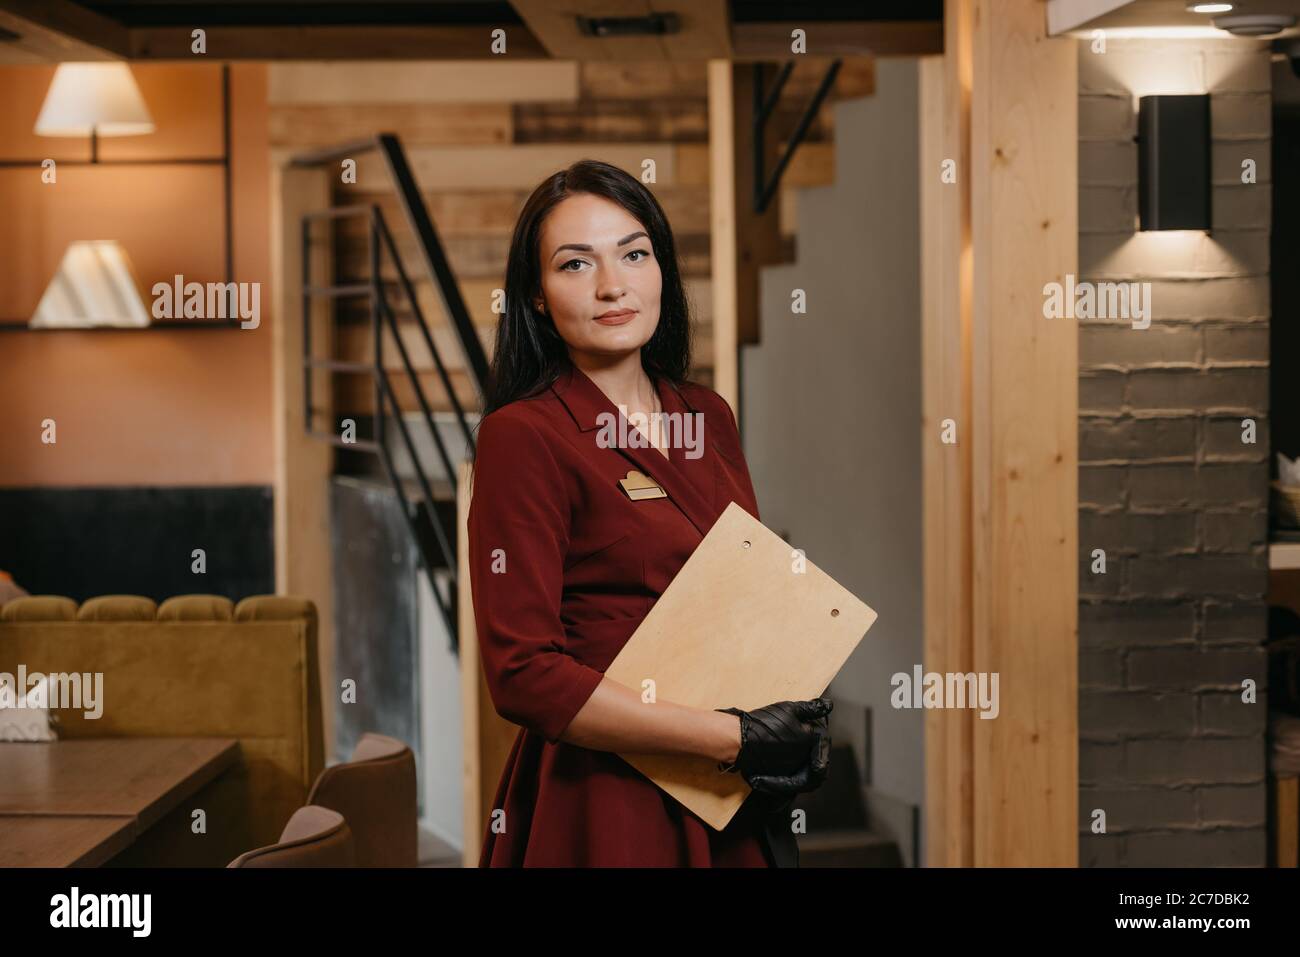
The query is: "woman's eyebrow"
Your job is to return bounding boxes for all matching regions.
[551,231,649,258]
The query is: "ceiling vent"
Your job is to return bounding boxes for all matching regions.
[575,13,680,38]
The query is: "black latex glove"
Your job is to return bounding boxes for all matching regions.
[714,697,832,796]
[749,788,798,820]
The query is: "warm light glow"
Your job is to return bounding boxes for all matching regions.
[1093,233,1238,281]
[1073,26,1228,39]
[30,241,151,329]
[1133,229,1211,241]
[1187,2,1235,13]
[34,63,154,137]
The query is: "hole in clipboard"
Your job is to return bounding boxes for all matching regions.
[830,609,840,618]
[742,540,751,548]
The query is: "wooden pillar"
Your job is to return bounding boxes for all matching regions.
[921,0,1078,866]
[270,162,337,759]
[458,459,482,867]
[920,0,974,867]
[708,59,783,418]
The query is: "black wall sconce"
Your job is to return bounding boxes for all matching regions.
[1137,94,1211,232]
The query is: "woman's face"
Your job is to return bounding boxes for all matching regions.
[533,192,662,362]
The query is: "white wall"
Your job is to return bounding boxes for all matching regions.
[418,569,464,850]
[740,57,924,860]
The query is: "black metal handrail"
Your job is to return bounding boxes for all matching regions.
[291,134,490,395]
[753,60,842,214]
[372,206,477,455]
[294,134,485,649]
[375,134,490,393]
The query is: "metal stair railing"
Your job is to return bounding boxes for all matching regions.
[752,59,842,214]
[292,134,486,652]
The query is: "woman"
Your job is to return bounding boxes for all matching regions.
[468,159,832,867]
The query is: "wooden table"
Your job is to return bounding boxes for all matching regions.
[0,816,137,867]
[0,737,239,867]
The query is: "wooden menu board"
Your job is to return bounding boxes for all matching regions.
[604,502,877,831]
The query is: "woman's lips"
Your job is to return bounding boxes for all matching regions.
[593,310,636,326]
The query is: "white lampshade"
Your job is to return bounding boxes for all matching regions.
[30,240,151,329]
[34,62,154,137]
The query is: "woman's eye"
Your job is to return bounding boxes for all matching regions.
[559,249,648,271]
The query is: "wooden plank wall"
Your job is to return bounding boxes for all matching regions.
[921,0,1079,866]
[267,59,873,412]
[919,0,974,867]
[969,0,1078,868]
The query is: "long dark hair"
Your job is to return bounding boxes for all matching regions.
[478,159,694,427]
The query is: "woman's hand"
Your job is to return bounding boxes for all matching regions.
[714,697,832,797]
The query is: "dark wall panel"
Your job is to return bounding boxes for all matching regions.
[0,486,274,603]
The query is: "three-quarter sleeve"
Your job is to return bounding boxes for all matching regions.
[467,410,605,745]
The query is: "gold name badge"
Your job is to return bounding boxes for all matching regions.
[619,469,667,501]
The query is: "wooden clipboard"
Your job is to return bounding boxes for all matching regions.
[603,501,877,831]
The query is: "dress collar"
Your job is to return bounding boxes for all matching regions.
[550,361,700,432]
[549,362,718,537]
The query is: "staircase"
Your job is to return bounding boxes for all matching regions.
[792,744,906,867]
[291,134,486,652]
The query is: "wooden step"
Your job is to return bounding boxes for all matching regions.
[332,186,716,241]
[796,828,904,867]
[792,744,869,829]
[332,140,834,195]
[334,369,479,416]
[325,185,796,261]
[784,743,908,866]
[327,230,718,282]
[576,58,875,102]
[399,476,457,505]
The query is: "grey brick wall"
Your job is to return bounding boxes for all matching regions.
[1077,37,1271,867]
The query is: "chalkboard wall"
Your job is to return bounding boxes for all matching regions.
[0,486,274,603]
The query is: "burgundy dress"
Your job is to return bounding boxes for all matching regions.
[468,362,787,867]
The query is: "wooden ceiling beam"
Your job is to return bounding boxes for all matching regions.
[732,20,943,59]
[0,3,940,63]
[128,25,548,60]
[510,0,731,60]
[0,0,129,62]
